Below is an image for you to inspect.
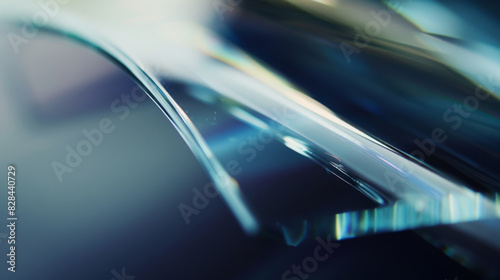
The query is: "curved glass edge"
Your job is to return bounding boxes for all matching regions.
[0,13,259,234]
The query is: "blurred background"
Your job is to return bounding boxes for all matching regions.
[1,0,500,279]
